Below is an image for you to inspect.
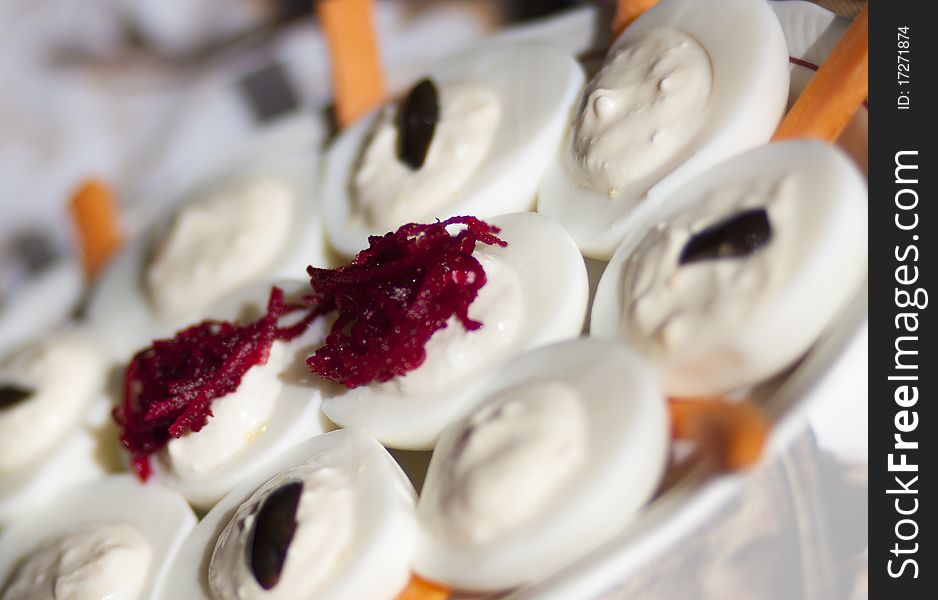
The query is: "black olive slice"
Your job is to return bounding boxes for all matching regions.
[396,78,439,170]
[248,481,303,590]
[678,208,772,266]
[0,384,34,410]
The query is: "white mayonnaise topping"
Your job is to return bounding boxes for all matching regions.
[1,523,151,600]
[147,177,293,320]
[622,176,796,356]
[0,332,104,475]
[209,465,354,600]
[570,28,712,195]
[434,380,587,545]
[353,82,500,230]
[163,340,291,478]
[373,253,522,397]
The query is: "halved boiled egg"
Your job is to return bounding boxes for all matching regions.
[591,140,867,397]
[321,42,585,257]
[320,212,588,449]
[415,338,668,591]
[538,0,790,259]
[0,474,195,599]
[0,329,111,526]
[140,280,330,510]
[87,151,328,362]
[156,429,417,600]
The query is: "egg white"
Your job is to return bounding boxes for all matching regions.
[321,42,585,257]
[320,212,589,450]
[140,280,331,510]
[538,0,790,260]
[0,474,196,598]
[0,424,111,530]
[591,140,868,397]
[87,151,329,363]
[155,429,417,600]
[0,329,113,528]
[414,338,669,591]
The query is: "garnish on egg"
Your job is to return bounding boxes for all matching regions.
[249,481,303,590]
[306,216,506,388]
[396,78,440,169]
[0,384,33,410]
[113,287,317,481]
[678,207,772,265]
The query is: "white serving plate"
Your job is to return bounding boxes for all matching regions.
[0,4,865,598]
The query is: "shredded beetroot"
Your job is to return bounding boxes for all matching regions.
[306,216,506,387]
[114,287,315,481]
[115,218,505,479]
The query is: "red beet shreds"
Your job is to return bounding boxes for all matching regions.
[114,287,309,481]
[306,216,507,388]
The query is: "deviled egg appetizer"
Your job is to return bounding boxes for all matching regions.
[415,338,669,591]
[317,212,589,449]
[88,152,329,361]
[0,475,195,600]
[591,140,867,397]
[157,429,417,600]
[113,280,330,509]
[538,0,790,259]
[321,42,585,256]
[0,330,111,526]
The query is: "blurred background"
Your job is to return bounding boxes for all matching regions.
[0,0,599,354]
[0,0,579,243]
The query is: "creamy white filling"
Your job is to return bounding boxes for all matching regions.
[570,28,712,195]
[163,340,290,478]
[372,253,522,397]
[1,523,151,600]
[209,465,354,600]
[147,177,293,320]
[353,82,500,230]
[622,176,796,357]
[435,380,587,545]
[0,332,104,475]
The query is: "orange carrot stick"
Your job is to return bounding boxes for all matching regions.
[773,4,868,142]
[612,0,660,39]
[318,0,385,129]
[669,397,770,471]
[395,574,450,600]
[69,179,123,280]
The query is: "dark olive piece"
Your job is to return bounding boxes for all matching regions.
[678,208,772,266]
[248,481,303,590]
[0,384,34,410]
[396,78,439,170]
